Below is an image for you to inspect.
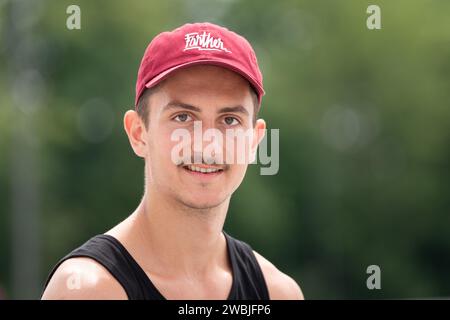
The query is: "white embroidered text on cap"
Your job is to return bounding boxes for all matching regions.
[184,32,231,53]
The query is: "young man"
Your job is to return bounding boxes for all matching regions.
[42,22,304,300]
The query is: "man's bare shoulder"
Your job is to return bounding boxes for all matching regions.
[41,257,127,300]
[253,250,304,300]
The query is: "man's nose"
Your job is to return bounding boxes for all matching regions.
[192,121,224,164]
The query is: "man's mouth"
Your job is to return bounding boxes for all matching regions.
[182,164,224,174]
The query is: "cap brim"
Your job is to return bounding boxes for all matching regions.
[144,59,265,104]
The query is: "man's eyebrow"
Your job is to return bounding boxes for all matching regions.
[218,105,249,116]
[163,101,249,116]
[163,101,201,112]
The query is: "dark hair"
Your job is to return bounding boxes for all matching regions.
[136,85,260,128]
[136,86,158,128]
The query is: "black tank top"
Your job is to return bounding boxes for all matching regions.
[43,231,270,300]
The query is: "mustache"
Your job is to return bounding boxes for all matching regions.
[177,158,230,169]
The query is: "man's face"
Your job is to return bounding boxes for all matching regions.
[128,65,265,210]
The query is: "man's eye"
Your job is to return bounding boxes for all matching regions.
[174,114,191,122]
[224,117,239,126]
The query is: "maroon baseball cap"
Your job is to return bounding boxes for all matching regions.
[135,22,265,108]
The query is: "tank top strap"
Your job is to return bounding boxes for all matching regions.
[42,234,164,299]
[223,231,270,300]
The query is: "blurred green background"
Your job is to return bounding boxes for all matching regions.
[1,0,450,299]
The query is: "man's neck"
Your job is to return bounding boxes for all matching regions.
[112,188,231,278]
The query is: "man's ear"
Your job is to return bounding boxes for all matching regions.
[123,110,147,158]
[250,118,266,162]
